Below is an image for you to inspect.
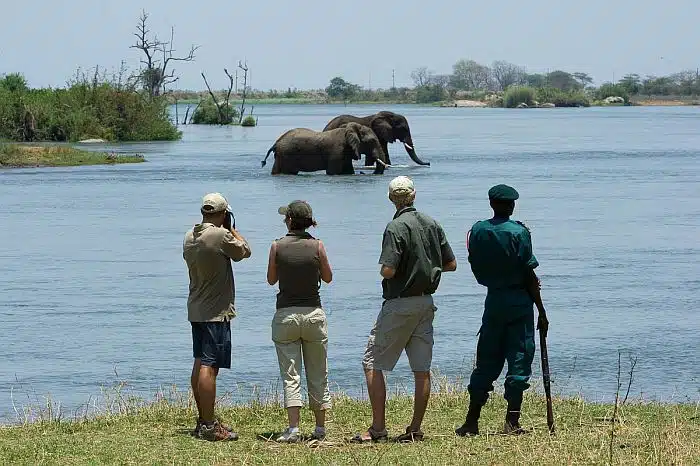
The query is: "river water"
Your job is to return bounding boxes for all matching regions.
[1,104,699,422]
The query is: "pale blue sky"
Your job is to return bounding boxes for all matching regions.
[2,0,698,90]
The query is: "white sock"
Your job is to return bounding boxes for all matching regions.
[288,426,300,433]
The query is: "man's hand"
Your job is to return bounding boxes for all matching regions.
[537,312,549,335]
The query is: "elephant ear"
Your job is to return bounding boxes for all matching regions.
[344,126,361,158]
[370,117,394,143]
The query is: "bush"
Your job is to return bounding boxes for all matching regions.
[0,72,181,142]
[191,99,239,125]
[415,84,446,103]
[503,86,535,108]
[596,83,630,102]
[241,115,257,127]
[535,87,590,107]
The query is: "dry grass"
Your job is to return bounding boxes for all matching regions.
[0,144,145,168]
[0,378,697,465]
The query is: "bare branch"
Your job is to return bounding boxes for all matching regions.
[223,68,235,105]
[201,72,225,124]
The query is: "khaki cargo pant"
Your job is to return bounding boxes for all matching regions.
[362,295,437,372]
[272,306,331,410]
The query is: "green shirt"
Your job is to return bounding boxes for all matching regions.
[379,207,455,300]
[467,217,539,319]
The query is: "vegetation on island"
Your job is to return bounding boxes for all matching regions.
[0,379,697,465]
[168,59,700,109]
[0,144,145,168]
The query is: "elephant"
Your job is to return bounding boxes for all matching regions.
[261,122,389,175]
[322,111,430,168]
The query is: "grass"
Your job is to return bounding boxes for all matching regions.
[0,379,697,465]
[0,144,145,168]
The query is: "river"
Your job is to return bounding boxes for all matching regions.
[1,103,698,422]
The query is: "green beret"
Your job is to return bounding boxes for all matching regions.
[488,184,519,201]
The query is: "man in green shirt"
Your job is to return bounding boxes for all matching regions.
[456,184,548,436]
[352,176,457,443]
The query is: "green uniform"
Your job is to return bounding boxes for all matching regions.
[466,210,539,407]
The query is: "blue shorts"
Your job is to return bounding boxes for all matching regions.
[191,320,231,369]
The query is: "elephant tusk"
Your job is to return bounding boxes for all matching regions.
[375,159,390,168]
[403,142,414,151]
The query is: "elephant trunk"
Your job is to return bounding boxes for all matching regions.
[402,135,430,166]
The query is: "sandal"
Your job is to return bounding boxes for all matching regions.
[395,427,424,443]
[349,426,388,443]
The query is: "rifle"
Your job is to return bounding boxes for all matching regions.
[526,271,555,434]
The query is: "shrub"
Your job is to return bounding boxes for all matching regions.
[415,84,446,103]
[241,115,257,127]
[596,83,630,102]
[503,86,535,108]
[535,87,590,107]
[191,99,239,125]
[0,72,181,142]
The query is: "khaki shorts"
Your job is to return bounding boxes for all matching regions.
[362,295,436,372]
[272,306,331,410]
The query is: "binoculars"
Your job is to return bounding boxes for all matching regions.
[224,211,236,230]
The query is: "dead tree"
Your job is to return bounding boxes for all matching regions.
[200,69,235,124]
[237,60,249,124]
[130,10,199,99]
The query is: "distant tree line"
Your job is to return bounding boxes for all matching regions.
[171,59,700,107]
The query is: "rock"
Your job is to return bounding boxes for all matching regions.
[604,96,625,104]
[78,138,107,143]
[516,103,529,108]
[449,100,487,108]
[539,103,556,108]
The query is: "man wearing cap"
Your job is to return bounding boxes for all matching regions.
[456,184,548,436]
[352,175,457,443]
[183,192,252,441]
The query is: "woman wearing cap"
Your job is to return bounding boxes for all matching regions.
[266,200,333,443]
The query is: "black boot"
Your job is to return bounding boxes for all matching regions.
[455,399,482,437]
[503,397,527,435]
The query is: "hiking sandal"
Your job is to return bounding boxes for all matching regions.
[395,427,424,442]
[349,426,388,443]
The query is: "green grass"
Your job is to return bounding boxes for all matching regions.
[0,144,145,168]
[0,382,697,465]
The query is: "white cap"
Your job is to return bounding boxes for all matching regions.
[388,176,415,196]
[201,192,232,214]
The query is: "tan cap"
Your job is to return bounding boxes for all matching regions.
[201,192,232,214]
[388,175,415,196]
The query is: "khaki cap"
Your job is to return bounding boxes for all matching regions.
[388,175,415,196]
[278,200,313,220]
[201,192,232,214]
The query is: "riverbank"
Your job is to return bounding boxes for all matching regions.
[170,96,700,108]
[0,145,145,168]
[1,388,696,465]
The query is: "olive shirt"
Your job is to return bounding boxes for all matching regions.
[379,207,456,300]
[183,223,251,322]
[273,230,322,309]
[467,217,539,321]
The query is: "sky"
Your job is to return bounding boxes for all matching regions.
[1,0,699,91]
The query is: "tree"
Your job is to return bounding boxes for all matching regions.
[410,67,433,87]
[572,72,594,88]
[325,77,359,103]
[618,74,641,95]
[0,73,28,93]
[546,70,581,91]
[524,73,547,88]
[450,59,491,91]
[491,61,525,91]
[130,10,199,99]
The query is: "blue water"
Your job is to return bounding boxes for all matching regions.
[1,104,699,422]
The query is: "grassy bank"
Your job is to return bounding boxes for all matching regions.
[0,387,696,465]
[0,144,145,168]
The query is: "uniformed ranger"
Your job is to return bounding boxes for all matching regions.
[456,184,548,436]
